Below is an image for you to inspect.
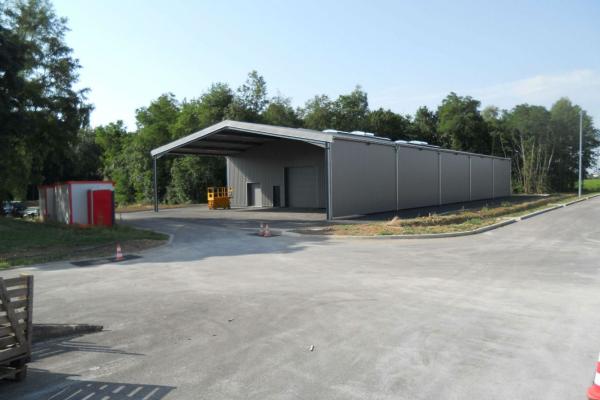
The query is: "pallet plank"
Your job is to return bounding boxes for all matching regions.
[0,326,12,337]
[7,288,28,299]
[0,346,27,362]
[2,277,26,288]
[7,299,27,310]
[0,311,27,324]
[22,274,33,351]
[0,335,16,349]
[0,280,26,349]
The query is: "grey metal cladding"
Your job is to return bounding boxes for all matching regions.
[397,146,440,209]
[331,139,396,217]
[227,139,326,208]
[493,159,511,197]
[470,156,494,200]
[440,152,470,204]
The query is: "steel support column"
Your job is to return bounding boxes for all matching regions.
[325,142,333,220]
[153,156,158,212]
[395,146,399,213]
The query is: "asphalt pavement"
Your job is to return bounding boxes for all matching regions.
[1,197,599,399]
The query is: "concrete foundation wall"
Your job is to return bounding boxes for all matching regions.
[227,140,326,208]
[330,139,396,217]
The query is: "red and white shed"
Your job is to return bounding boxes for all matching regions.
[38,181,115,226]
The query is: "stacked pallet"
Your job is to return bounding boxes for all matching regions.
[0,274,33,382]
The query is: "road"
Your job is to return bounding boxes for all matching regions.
[1,198,600,399]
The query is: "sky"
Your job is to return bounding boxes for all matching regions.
[53,0,600,131]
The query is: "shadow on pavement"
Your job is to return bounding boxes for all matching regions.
[0,368,175,400]
[31,336,143,362]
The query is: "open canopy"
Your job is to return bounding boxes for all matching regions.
[150,120,335,158]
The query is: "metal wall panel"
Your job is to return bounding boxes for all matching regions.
[70,183,114,224]
[54,184,70,224]
[470,156,494,200]
[440,152,470,204]
[493,159,511,197]
[286,166,319,207]
[330,139,396,217]
[397,146,439,209]
[227,140,325,208]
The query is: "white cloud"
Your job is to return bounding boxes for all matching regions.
[473,69,600,109]
[372,69,600,125]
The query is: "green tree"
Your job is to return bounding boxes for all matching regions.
[226,70,268,122]
[0,0,91,200]
[165,84,233,203]
[95,121,135,204]
[437,92,490,153]
[172,83,234,139]
[548,98,600,191]
[412,106,439,145]
[504,104,553,193]
[262,95,301,127]
[366,108,413,141]
[69,128,102,180]
[332,86,369,131]
[166,157,225,204]
[300,95,336,130]
[130,94,180,202]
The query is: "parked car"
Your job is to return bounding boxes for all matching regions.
[2,201,13,216]
[3,201,25,217]
[23,207,40,219]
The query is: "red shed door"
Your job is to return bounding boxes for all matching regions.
[90,190,114,227]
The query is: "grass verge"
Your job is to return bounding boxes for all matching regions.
[302,194,588,237]
[0,218,168,269]
[584,178,600,193]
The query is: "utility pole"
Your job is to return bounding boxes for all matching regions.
[578,110,583,197]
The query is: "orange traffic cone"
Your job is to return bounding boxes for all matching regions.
[115,243,124,261]
[263,224,272,237]
[588,353,600,400]
[258,223,265,236]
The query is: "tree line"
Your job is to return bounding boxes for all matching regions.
[2,0,599,206]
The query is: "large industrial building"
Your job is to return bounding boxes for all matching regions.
[151,120,511,219]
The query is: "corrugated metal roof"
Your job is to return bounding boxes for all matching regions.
[150,120,509,160]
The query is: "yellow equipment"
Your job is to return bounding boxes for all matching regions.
[207,187,232,209]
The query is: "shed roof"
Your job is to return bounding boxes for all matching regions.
[150,120,509,160]
[150,120,332,158]
[150,120,396,158]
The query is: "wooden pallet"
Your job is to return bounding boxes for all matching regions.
[0,274,33,382]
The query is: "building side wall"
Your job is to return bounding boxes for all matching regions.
[397,147,439,209]
[330,139,396,217]
[71,183,114,224]
[440,152,470,204]
[54,184,70,224]
[331,141,511,218]
[493,159,512,197]
[45,188,55,220]
[470,157,494,200]
[227,140,326,208]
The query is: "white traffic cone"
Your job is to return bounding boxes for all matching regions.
[588,352,600,400]
[258,223,265,236]
[115,243,124,261]
[263,224,272,237]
